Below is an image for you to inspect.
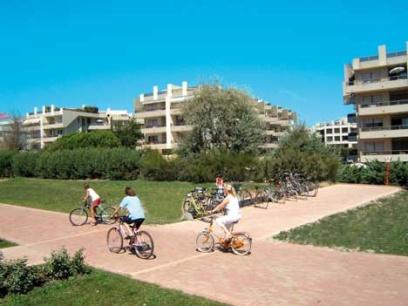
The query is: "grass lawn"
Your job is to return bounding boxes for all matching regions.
[0,178,198,224]
[274,191,408,256]
[0,239,16,249]
[0,269,226,306]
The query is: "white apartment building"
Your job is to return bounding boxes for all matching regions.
[312,116,357,149]
[23,105,131,150]
[134,82,296,153]
[343,42,408,162]
[0,113,12,148]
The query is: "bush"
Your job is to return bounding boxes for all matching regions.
[0,258,36,296]
[140,150,177,181]
[338,160,408,186]
[12,152,40,177]
[175,149,258,183]
[0,248,89,298]
[35,148,141,180]
[45,131,121,151]
[269,126,340,182]
[0,150,16,177]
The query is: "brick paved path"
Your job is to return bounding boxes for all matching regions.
[1,184,407,305]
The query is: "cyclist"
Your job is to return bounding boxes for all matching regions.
[82,183,101,226]
[210,183,241,240]
[113,187,145,237]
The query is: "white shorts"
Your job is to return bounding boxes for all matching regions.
[215,215,241,229]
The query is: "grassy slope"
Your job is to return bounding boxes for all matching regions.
[275,191,408,256]
[0,178,196,224]
[0,269,226,306]
[0,239,16,249]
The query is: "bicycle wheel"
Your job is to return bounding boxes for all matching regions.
[231,233,252,256]
[132,231,154,259]
[308,183,319,197]
[69,207,88,226]
[238,189,253,207]
[196,231,214,253]
[254,190,268,209]
[99,206,116,224]
[107,227,123,253]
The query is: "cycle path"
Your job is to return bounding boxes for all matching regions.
[1,184,407,305]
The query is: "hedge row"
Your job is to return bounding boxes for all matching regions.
[0,248,89,297]
[337,160,408,186]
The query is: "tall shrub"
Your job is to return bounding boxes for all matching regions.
[0,150,16,177]
[12,152,40,177]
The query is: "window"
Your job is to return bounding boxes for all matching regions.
[363,142,384,153]
[334,136,340,141]
[326,129,333,134]
[342,128,348,133]
[342,135,348,141]
[334,128,340,133]
[362,119,383,129]
[326,136,333,142]
[147,136,159,144]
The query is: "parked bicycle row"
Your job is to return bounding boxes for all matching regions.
[183,172,319,218]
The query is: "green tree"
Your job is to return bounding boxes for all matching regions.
[180,84,264,155]
[114,119,144,148]
[45,131,121,151]
[269,125,340,182]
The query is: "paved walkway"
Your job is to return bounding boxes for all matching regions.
[1,184,408,305]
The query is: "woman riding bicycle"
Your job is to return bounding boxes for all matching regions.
[113,187,145,237]
[210,183,241,240]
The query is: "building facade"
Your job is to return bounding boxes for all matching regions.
[343,43,408,162]
[312,117,357,148]
[134,82,296,153]
[23,105,131,150]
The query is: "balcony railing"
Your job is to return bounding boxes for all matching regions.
[347,74,408,86]
[387,51,406,58]
[362,150,408,155]
[360,55,379,62]
[360,99,408,108]
[361,125,408,132]
[143,107,165,112]
[145,124,166,129]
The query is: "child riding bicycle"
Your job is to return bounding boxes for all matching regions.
[82,183,101,226]
[113,187,145,238]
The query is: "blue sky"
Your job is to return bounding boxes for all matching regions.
[0,0,407,125]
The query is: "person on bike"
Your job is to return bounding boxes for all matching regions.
[82,183,101,226]
[113,187,145,237]
[210,183,241,240]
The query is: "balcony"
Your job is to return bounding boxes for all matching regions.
[141,125,166,134]
[88,123,110,130]
[43,136,60,143]
[259,143,278,149]
[143,142,167,150]
[171,124,193,133]
[43,122,64,130]
[135,109,166,119]
[361,150,408,162]
[344,75,408,95]
[358,99,408,116]
[265,130,284,136]
[360,125,408,139]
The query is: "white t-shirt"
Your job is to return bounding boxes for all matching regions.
[87,188,100,202]
[225,194,241,219]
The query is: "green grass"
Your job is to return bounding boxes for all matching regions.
[0,269,226,306]
[0,239,16,249]
[0,178,197,224]
[274,191,408,256]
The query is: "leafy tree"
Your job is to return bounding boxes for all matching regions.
[180,84,264,155]
[114,118,144,148]
[269,125,340,182]
[0,115,26,150]
[45,131,121,151]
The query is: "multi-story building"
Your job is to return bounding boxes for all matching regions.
[312,117,357,148]
[23,105,131,150]
[134,82,296,153]
[343,43,408,162]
